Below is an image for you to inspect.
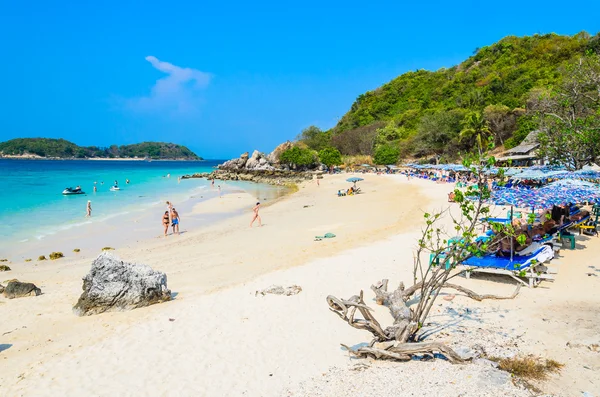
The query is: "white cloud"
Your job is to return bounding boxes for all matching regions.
[126,56,212,115]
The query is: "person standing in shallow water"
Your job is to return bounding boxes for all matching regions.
[250,202,262,227]
[86,200,92,217]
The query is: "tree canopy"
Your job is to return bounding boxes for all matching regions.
[0,138,202,160]
[296,32,600,163]
[534,54,600,170]
[318,147,343,167]
[279,146,317,168]
[373,144,400,165]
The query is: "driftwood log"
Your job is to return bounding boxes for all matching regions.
[327,279,520,363]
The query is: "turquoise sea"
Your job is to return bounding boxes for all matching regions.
[0,159,286,259]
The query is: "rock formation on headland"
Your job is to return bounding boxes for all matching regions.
[73,253,171,316]
[182,141,325,184]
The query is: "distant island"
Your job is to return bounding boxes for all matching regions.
[0,138,203,160]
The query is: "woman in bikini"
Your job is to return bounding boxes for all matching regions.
[162,211,170,237]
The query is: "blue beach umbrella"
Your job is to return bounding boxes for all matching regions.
[346,177,364,183]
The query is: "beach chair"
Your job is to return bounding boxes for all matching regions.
[460,245,556,288]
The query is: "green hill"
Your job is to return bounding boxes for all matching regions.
[0,138,202,160]
[304,32,600,162]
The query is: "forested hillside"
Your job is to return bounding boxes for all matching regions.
[298,32,600,164]
[0,138,202,160]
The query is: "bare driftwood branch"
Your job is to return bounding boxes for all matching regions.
[328,279,520,363]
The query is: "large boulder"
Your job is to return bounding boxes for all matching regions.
[244,150,262,169]
[73,253,171,316]
[3,280,41,299]
[267,141,293,165]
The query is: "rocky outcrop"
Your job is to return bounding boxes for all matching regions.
[73,253,171,316]
[182,169,314,185]
[3,280,42,299]
[183,143,326,185]
[267,141,293,165]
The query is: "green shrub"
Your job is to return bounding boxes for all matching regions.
[318,147,343,168]
[279,146,317,167]
[373,144,400,165]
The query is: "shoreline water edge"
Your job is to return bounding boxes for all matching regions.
[0,159,290,261]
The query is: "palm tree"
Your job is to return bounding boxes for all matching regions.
[460,111,492,156]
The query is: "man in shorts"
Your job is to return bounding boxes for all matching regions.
[171,207,181,235]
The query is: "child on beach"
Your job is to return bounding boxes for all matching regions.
[162,211,170,236]
[250,202,262,227]
[166,201,173,222]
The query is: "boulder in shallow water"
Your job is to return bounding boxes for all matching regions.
[3,280,42,299]
[73,253,171,316]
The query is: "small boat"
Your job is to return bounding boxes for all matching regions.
[110,186,120,191]
[63,187,85,195]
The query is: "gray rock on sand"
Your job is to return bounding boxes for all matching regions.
[3,280,42,299]
[255,285,302,297]
[73,252,171,316]
[0,283,4,294]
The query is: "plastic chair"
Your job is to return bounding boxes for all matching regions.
[559,231,575,249]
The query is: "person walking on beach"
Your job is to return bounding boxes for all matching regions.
[218,185,221,198]
[250,202,262,227]
[166,201,173,223]
[162,211,170,237]
[171,207,181,235]
[86,200,92,217]
[211,179,215,188]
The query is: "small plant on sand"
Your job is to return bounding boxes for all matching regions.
[73,248,81,253]
[49,252,64,260]
[0,259,8,262]
[38,255,47,261]
[25,259,32,262]
[102,247,115,251]
[0,265,11,272]
[327,148,524,362]
[492,355,564,380]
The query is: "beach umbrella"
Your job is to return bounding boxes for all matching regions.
[547,179,598,188]
[503,168,523,177]
[346,177,364,183]
[513,169,567,180]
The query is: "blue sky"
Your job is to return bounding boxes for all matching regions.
[1,1,598,158]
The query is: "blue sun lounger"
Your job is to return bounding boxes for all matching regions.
[461,245,556,287]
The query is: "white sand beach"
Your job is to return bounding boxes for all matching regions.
[1,175,599,396]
